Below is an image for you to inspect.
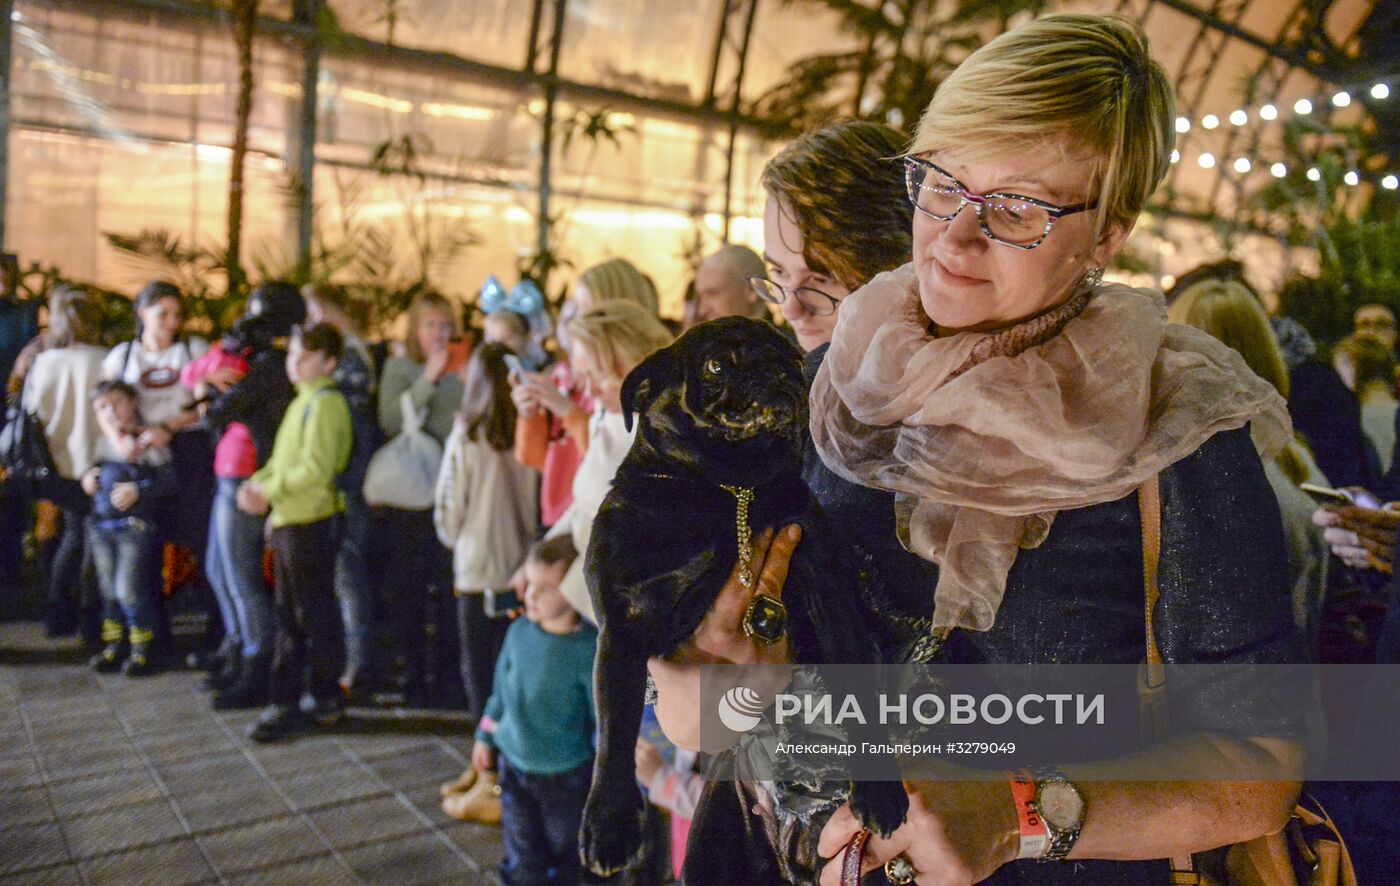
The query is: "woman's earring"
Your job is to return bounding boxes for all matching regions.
[1085,266,1104,288]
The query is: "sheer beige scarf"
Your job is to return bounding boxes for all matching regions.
[809,263,1292,632]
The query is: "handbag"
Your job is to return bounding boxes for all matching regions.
[0,379,85,510]
[1136,475,1357,886]
[362,390,442,511]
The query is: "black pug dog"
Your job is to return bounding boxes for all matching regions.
[579,316,908,878]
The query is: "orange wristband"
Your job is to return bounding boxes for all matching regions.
[1008,769,1049,860]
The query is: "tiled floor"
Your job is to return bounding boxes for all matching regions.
[0,622,506,885]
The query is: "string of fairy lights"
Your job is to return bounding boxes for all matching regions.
[1168,78,1398,191]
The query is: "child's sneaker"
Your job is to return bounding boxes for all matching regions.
[249,704,309,743]
[122,644,156,677]
[89,642,126,673]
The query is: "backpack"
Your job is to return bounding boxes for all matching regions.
[0,377,85,509]
[362,390,442,511]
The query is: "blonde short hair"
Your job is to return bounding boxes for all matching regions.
[910,13,1174,240]
[566,300,672,381]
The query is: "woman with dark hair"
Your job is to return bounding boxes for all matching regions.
[197,282,303,709]
[25,284,107,637]
[434,343,538,725]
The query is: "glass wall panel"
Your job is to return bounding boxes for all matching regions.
[741,0,854,105]
[556,0,725,103]
[325,0,531,70]
[8,2,299,290]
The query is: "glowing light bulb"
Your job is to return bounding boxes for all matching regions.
[1169,149,1180,164]
[1233,157,1252,173]
[1259,104,1278,120]
[1175,117,1191,133]
[1202,114,1219,130]
[1270,162,1287,178]
[1332,91,1351,107]
[1229,109,1248,126]
[1372,84,1391,100]
[1295,98,1313,114]
[1306,167,1321,182]
[1198,153,1216,169]
[1382,175,1398,190]
[1344,170,1360,186]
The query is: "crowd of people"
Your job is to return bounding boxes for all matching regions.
[3,10,1399,886]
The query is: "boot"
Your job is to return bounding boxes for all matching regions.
[212,655,270,710]
[439,766,478,798]
[248,704,309,744]
[441,769,501,824]
[89,619,127,672]
[123,642,156,677]
[200,643,242,692]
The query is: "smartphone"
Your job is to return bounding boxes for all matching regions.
[484,588,522,618]
[1300,483,1358,506]
[503,354,525,380]
[444,339,472,375]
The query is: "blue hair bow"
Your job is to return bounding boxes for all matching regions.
[479,276,545,320]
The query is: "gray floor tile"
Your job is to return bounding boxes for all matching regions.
[308,794,430,850]
[39,741,145,783]
[132,724,238,763]
[0,785,56,827]
[157,750,258,792]
[195,813,325,876]
[246,737,356,778]
[172,783,292,834]
[0,822,70,874]
[367,744,463,792]
[0,862,83,885]
[226,854,358,886]
[342,831,473,885]
[78,839,216,886]
[440,820,505,876]
[275,763,390,811]
[60,796,187,858]
[47,769,164,818]
[0,753,42,790]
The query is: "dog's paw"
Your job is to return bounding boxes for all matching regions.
[848,780,909,838]
[580,795,645,876]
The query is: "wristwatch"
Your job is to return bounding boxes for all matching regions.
[1029,766,1086,862]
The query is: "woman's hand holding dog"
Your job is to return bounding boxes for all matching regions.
[648,524,801,751]
[816,777,1018,886]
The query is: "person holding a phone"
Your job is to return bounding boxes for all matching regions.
[433,343,539,724]
[377,292,465,704]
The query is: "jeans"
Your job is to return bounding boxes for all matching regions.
[456,593,507,723]
[268,517,344,707]
[205,478,274,658]
[336,491,374,676]
[498,756,594,886]
[88,517,162,643]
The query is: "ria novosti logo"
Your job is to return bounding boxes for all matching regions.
[717,686,767,732]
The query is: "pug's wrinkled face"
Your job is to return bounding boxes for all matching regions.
[623,317,808,479]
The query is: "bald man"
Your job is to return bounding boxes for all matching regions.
[693,244,769,324]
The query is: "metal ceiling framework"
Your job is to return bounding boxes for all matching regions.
[5,0,1387,262]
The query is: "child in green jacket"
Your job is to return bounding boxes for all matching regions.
[236,322,352,743]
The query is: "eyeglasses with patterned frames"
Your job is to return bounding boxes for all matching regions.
[746,276,842,317]
[903,156,1097,250]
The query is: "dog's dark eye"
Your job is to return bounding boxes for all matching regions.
[703,357,724,378]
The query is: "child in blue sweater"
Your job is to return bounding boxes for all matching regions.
[472,535,596,886]
[82,380,176,676]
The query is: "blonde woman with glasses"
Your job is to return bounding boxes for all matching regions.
[653,14,1307,886]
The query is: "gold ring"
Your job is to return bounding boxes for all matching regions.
[884,854,916,885]
[741,592,787,645]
